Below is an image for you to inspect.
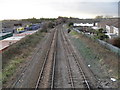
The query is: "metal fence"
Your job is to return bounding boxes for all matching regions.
[73,28,120,56]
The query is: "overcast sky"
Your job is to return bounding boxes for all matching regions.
[0,0,119,20]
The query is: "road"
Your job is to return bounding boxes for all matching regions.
[6,24,100,89]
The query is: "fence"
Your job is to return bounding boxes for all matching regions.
[96,39,120,56]
[73,28,120,56]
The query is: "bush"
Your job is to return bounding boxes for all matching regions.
[47,21,54,28]
[40,23,48,32]
[2,31,44,67]
[41,22,55,32]
[68,22,73,27]
[95,28,109,40]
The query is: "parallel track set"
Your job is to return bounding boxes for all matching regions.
[11,32,54,88]
[11,29,55,88]
[60,28,91,90]
[35,27,91,89]
[11,25,95,89]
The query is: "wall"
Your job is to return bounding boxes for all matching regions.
[113,26,119,35]
[106,25,111,33]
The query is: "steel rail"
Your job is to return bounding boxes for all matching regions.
[50,29,58,89]
[35,30,56,90]
[62,28,91,90]
[60,28,75,89]
[11,32,51,88]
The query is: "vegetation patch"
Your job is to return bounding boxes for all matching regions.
[3,58,24,83]
[69,31,119,80]
[2,30,46,84]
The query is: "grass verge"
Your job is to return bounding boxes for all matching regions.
[2,30,45,84]
[69,30,119,80]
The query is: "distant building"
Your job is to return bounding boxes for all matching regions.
[74,23,94,27]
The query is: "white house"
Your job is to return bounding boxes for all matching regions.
[97,18,119,39]
[105,25,119,39]
[106,25,111,33]
[112,26,119,36]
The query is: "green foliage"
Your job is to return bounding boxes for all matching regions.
[95,15,103,19]
[95,28,109,40]
[2,31,44,66]
[70,31,119,79]
[22,18,57,23]
[22,17,40,23]
[2,31,45,84]
[40,18,56,21]
[3,58,24,83]
[47,21,55,28]
[40,21,55,33]
[41,22,55,32]
[40,23,48,32]
[68,22,73,27]
[70,31,78,35]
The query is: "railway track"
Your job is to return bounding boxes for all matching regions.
[10,25,99,89]
[35,28,58,89]
[10,29,56,88]
[60,28,91,90]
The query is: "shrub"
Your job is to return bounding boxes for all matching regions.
[2,31,44,67]
[40,24,48,32]
[95,28,109,40]
[47,21,54,28]
[68,22,73,27]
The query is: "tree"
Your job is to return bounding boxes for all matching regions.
[47,21,54,28]
[68,22,73,27]
[104,15,113,19]
[95,15,103,19]
[95,28,109,40]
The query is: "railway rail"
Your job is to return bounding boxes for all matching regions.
[35,28,58,89]
[60,27,91,90]
[9,25,100,89]
[10,29,56,88]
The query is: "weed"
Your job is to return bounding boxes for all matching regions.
[3,58,23,83]
[2,30,45,84]
[70,31,119,80]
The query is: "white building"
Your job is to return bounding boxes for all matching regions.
[74,23,94,27]
[97,18,119,39]
[105,25,119,39]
